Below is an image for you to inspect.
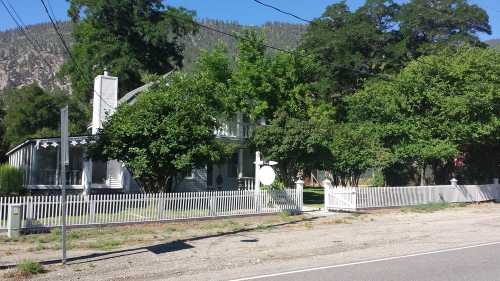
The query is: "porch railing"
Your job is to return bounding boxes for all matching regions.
[32,169,83,186]
[214,122,254,139]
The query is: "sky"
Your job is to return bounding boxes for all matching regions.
[1,0,499,40]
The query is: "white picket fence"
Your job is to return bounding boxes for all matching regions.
[0,189,301,231]
[324,180,500,211]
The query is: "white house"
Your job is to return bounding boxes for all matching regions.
[6,72,256,194]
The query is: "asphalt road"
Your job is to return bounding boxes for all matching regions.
[233,242,500,281]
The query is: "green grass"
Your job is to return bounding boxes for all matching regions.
[400,202,468,213]
[16,260,45,275]
[303,187,324,208]
[87,239,122,250]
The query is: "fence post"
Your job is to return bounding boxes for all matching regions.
[7,204,22,238]
[26,197,33,228]
[493,178,500,202]
[353,187,358,211]
[450,178,458,188]
[323,179,332,212]
[295,180,304,213]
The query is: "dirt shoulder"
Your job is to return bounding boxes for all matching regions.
[2,203,500,281]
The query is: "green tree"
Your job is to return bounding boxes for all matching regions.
[327,123,389,186]
[300,0,403,101]
[398,0,491,58]
[3,84,87,147]
[301,0,491,109]
[251,111,331,187]
[90,72,234,192]
[63,0,198,101]
[347,46,500,184]
[230,30,319,121]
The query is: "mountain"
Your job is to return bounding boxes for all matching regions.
[485,39,500,50]
[0,20,306,92]
[1,20,497,93]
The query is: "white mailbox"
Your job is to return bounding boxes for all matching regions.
[8,204,22,238]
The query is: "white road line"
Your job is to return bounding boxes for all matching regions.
[228,241,500,281]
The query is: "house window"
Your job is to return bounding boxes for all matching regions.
[31,144,83,186]
[182,168,195,179]
[67,146,83,185]
[33,146,58,185]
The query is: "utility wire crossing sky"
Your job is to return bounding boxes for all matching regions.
[0,0,499,40]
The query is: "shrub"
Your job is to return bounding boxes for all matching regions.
[16,260,45,275]
[0,164,25,196]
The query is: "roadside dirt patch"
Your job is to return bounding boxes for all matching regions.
[1,203,499,281]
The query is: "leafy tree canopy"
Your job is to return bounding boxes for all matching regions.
[90,72,236,192]
[301,0,491,105]
[347,46,500,182]
[196,31,321,122]
[251,110,332,186]
[63,0,198,101]
[326,123,390,187]
[3,84,87,147]
[398,0,491,57]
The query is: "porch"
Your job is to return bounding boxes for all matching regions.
[173,148,256,192]
[6,136,130,193]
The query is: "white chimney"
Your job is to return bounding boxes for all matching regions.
[92,71,118,134]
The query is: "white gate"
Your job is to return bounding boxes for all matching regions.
[324,184,357,211]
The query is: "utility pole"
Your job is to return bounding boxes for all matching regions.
[60,105,69,264]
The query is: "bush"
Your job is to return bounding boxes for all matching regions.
[16,260,45,275]
[0,164,25,196]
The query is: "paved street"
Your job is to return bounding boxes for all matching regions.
[233,242,500,281]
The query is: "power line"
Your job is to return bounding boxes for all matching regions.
[46,0,58,25]
[250,0,455,86]
[40,0,116,110]
[251,0,312,23]
[162,9,405,88]
[0,0,54,70]
[172,14,296,54]
[40,0,80,76]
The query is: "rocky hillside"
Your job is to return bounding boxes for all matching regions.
[486,39,500,50]
[0,20,306,92]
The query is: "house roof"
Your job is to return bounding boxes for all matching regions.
[6,135,92,156]
[118,70,174,106]
[6,71,174,158]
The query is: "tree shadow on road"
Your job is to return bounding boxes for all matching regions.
[0,216,319,268]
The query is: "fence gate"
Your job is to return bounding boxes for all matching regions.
[324,184,357,211]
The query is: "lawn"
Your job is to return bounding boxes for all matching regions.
[303,187,324,208]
